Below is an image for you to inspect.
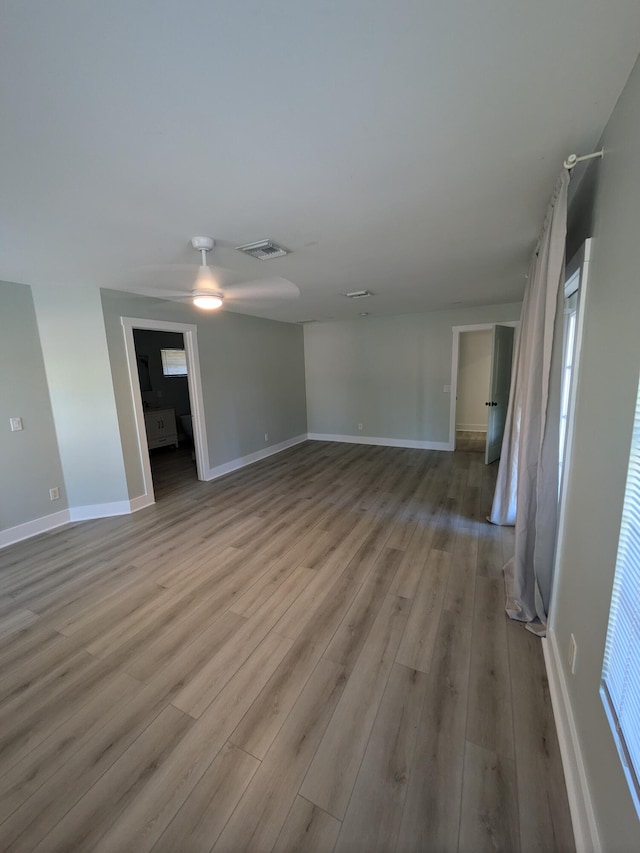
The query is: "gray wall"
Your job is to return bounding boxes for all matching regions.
[100,290,308,499]
[551,54,640,848]
[304,303,520,444]
[0,282,68,530]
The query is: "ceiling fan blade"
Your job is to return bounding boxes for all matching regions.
[135,263,198,272]
[115,286,192,301]
[222,277,300,301]
[136,262,237,275]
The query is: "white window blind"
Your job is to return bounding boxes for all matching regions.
[160,348,187,377]
[601,372,640,818]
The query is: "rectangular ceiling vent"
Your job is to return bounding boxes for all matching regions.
[345,289,372,299]
[236,239,289,260]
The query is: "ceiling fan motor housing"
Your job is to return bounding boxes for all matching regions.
[191,236,214,252]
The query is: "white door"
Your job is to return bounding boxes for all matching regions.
[485,324,515,464]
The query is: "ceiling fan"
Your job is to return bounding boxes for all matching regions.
[132,236,299,311]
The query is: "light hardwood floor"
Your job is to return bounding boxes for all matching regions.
[0,441,574,852]
[455,430,487,453]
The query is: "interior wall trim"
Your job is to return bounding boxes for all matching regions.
[129,494,155,513]
[69,500,136,522]
[543,631,602,853]
[120,316,210,506]
[307,432,451,451]
[455,423,487,432]
[204,434,308,482]
[0,509,71,549]
[1,495,156,549]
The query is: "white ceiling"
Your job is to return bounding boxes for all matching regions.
[1,2,639,323]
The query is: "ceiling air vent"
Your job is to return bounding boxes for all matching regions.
[236,239,289,260]
[345,289,372,299]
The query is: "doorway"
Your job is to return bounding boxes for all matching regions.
[132,329,196,497]
[456,329,492,451]
[121,317,209,507]
[450,323,517,462]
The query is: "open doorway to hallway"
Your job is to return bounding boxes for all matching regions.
[450,323,516,462]
[132,328,197,499]
[456,329,492,452]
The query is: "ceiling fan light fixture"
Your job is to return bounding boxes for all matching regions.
[192,290,223,310]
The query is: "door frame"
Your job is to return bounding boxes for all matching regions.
[449,322,519,451]
[121,316,210,505]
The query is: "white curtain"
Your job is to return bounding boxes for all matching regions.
[490,170,569,630]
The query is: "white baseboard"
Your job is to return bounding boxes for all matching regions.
[0,509,71,549]
[0,495,157,549]
[456,424,487,432]
[69,500,136,522]
[204,434,308,481]
[542,631,601,853]
[2,431,446,548]
[129,494,155,513]
[307,432,451,451]
[1,439,309,548]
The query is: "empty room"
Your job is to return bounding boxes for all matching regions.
[1,3,639,851]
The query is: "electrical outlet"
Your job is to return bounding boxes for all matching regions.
[568,633,578,674]
[10,417,23,431]
[358,423,363,431]
[264,432,269,442]
[49,487,60,501]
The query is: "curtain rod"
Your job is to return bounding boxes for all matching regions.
[563,149,604,170]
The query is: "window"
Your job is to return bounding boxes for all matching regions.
[559,270,579,486]
[601,372,640,819]
[559,241,591,498]
[160,348,187,377]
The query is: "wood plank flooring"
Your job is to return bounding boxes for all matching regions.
[456,430,486,453]
[0,441,574,852]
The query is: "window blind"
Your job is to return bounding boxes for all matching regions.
[601,372,640,818]
[160,348,187,377]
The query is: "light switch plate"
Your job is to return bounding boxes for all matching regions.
[10,417,23,431]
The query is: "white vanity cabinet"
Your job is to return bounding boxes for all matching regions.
[144,408,178,450]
